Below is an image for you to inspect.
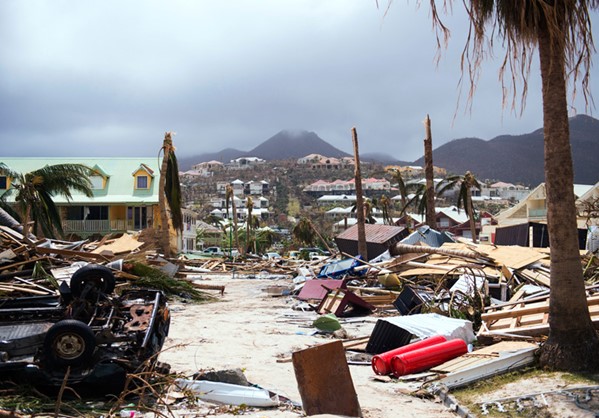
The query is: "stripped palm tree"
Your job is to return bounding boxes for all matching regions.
[0,162,94,239]
[292,217,315,247]
[225,185,240,253]
[386,168,409,211]
[417,0,599,371]
[437,171,481,243]
[158,132,183,257]
[245,196,254,254]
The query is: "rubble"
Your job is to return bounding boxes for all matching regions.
[0,215,598,417]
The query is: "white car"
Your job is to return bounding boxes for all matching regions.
[202,247,224,256]
[262,252,281,260]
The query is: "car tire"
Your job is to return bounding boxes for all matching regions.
[43,320,96,369]
[70,264,116,297]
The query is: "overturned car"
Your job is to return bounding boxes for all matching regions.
[0,264,170,392]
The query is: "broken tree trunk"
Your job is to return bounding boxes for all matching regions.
[391,243,482,261]
[159,132,174,258]
[352,127,367,260]
[424,115,437,230]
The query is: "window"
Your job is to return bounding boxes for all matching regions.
[0,176,6,190]
[90,176,104,189]
[137,175,148,189]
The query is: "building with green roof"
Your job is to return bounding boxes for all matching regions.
[0,157,162,238]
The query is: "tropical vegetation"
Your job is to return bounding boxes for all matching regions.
[0,162,94,239]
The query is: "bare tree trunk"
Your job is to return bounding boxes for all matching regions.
[424,115,437,229]
[466,187,477,243]
[159,133,173,257]
[537,21,599,371]
[231,196,240,254]
[22,204,32,241]
[352,127,368,260]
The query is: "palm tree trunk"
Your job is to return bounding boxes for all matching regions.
[231,197,240,254]
[158,135,172,257]
[352,127,368,260]
[537,20,599,371]
[466,187,477,243]
[424,115,437,229]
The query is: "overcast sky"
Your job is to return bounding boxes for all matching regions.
[1,1,597,162]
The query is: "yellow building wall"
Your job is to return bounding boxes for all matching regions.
[110,205,127,221]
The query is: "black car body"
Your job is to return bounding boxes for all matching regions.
[0,264,170,392]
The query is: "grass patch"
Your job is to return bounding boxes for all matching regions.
[451,366,599,417]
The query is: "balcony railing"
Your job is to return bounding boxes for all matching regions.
[62,219,136,233]
[528,208,547,218]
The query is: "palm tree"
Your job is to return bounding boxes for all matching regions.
[225,185,240,254]
[255,227,277,254]
[245,196,254,254]
[0,162,94,239]
[387,168,409,211]
[158,132,183,257]
[401,182,428,218]
[437,171,481,243]
[379,195,394,225]
[420,0,599,371]
[292,217,315,247]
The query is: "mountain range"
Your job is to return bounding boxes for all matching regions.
[179,115,599,185]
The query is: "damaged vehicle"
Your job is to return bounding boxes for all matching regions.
[0,264,170,392]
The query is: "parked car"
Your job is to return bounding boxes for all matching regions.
[0,264,170,392]
[262,252,281,260]
[298,247,331,261]
[202,246,224,256]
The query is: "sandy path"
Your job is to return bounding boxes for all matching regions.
[159,274,455,417]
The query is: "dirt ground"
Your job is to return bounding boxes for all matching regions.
[159,273,456,418]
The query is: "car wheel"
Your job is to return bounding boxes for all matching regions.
[43,320,96,369]
[70,264,116,297]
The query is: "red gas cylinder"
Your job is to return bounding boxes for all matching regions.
[371,335,447,375]
[390,338,468,377]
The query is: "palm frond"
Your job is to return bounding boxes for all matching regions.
[32,164,94,199]
[165,152,183,230]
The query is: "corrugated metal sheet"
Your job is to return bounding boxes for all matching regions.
[335,224,408,261]
[400,226,455,247]
[336,224,406,244]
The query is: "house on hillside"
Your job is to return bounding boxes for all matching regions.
[227,157,265,170]
[481,181,530,202]
[189,160,225,177]
[297,154,354,170]
[0,157,161,239]
[245,180,269,195]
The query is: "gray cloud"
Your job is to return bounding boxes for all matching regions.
[0,1,596,162]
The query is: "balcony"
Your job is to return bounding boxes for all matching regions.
[62,219,136,234]
[528,208,547,219]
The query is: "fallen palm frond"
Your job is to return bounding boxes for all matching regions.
[126,262,216,302]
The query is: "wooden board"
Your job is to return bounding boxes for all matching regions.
[292,340,362,417]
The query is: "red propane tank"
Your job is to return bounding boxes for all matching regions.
[371,335,447,376]
[390,338,468,377]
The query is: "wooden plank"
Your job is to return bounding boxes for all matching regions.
[519,269,551,287]
[483,295,599,322]
[35,246,109,262]
[292,340,362,417]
